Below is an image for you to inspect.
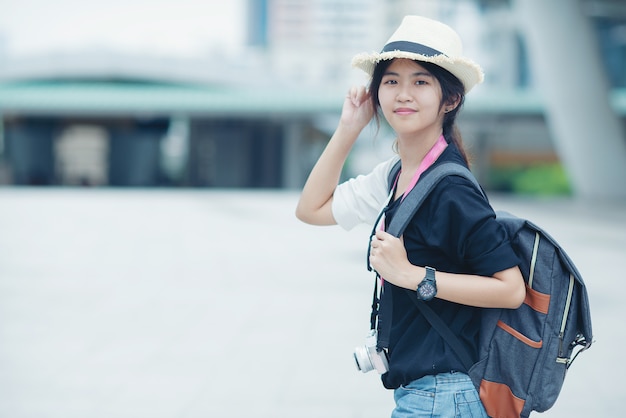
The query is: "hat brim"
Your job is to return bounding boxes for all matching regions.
[352,51,484,93]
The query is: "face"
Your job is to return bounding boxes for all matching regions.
[377,59,445,138]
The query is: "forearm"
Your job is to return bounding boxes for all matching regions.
[295,124,362,225]
[396,265,526,309]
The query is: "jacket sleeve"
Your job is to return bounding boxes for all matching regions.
[331,156,398,230]
[426,177,520,276]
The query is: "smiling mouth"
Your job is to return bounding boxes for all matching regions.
[394,108,416,115]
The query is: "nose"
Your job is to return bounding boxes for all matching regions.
[396,85,413,102]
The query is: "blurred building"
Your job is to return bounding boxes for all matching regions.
[0,0,624,192]
[0,78,339,188]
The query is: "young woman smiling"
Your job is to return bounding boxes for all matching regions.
[296,15,525,417]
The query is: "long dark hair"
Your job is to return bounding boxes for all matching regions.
[369,59,470,165]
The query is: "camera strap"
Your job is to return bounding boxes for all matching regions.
[367,136,448,349]
[367,187,394,336]
[383,162,485,371]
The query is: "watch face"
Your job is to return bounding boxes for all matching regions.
[419,283,436,299]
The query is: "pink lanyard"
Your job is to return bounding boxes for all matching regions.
[371,135,448,284]
[376,134,449,232]
[399,134,448,201]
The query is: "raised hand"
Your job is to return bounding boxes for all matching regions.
[340,86,374,133]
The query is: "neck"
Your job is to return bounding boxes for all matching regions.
[397,130,444,169]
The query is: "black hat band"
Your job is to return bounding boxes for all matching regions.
[381,41,447,58]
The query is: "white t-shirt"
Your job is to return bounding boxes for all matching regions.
[331,156,399,231]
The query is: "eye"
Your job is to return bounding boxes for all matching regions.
[415,79,428,85]
[383,79,397,85]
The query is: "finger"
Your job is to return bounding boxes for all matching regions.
[348,86,368,107]
[356,87,371,106]
[347,86,359,102]
[375,230,394,240]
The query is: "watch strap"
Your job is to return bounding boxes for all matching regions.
[417,266,437,301]
[424,266,436,283]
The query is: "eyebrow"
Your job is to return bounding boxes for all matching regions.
[383,71,433,78]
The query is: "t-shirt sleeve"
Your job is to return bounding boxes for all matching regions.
[427,176,520,276]
[332,156,398,231]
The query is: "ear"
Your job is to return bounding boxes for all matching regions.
[444,94,461,113]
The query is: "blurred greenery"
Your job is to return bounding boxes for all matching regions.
[489,163,572,195]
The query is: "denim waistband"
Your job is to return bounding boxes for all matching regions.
[405,371,473,388]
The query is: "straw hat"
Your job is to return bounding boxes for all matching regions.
[352,15,484,93]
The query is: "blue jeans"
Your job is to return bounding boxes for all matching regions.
[391,372,488,418]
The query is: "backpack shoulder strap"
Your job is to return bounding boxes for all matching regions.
[386,162,485,237]
[386,161,484,371]
[415,298,474,370]
[387,159,402,191]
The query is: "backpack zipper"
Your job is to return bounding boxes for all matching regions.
[529,232,575,364]
[556,274,575,363]
[528,232,540,288]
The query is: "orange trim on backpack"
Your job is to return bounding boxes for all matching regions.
[524,284,550,315]
[480,379,525,418]
[497,320,543,349]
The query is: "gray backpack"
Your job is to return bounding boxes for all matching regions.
[386,162,593,418]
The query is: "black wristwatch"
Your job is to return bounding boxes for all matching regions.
[417,266,437,301]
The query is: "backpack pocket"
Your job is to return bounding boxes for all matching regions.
[470,300,547,418]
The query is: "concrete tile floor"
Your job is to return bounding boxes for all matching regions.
[0,189,623,417]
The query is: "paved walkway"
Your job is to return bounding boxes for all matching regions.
[0,189,624,417]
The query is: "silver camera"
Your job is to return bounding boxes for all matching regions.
[353,329,389,374]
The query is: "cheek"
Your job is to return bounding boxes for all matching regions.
[379,102,395,120]
[422,88,442,106]
[377,90,394,113]
[423,93,444,115]
[377,89,389,104]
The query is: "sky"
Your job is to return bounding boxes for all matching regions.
[0,0,246,58]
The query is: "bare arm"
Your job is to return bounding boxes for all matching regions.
[295,86,374,225]
[369,231,526,309]
[432,266,525,309]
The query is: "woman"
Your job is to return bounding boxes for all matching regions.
[296,15,525,417]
